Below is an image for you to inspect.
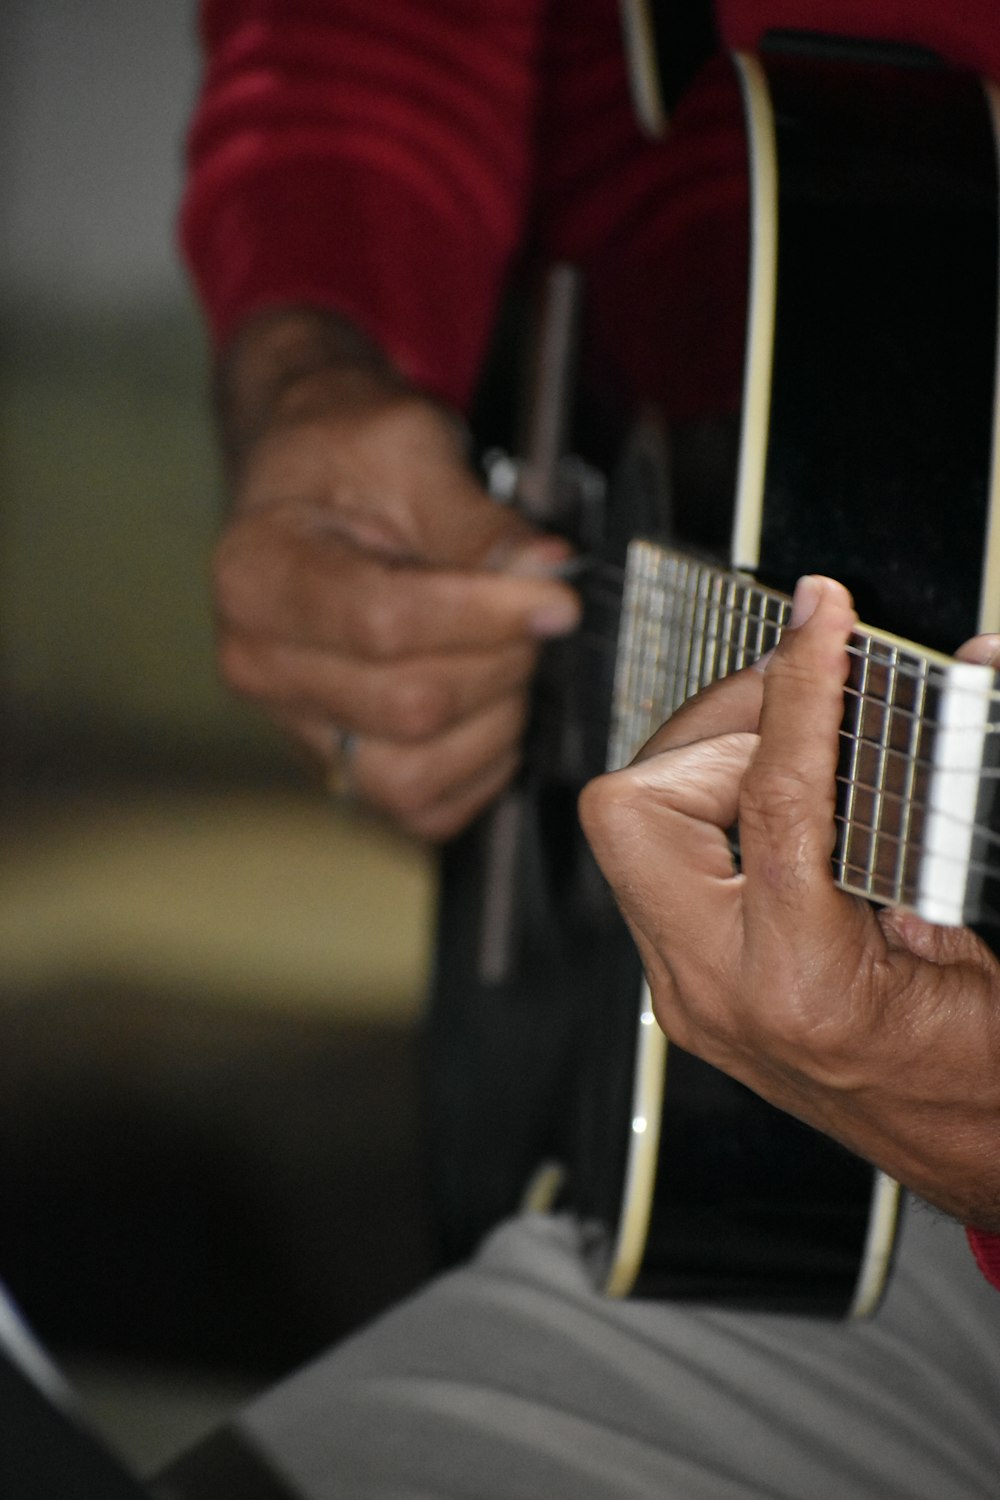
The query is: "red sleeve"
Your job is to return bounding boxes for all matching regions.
[967,1228,1000,1291]
[179,0,546,409]
[529,9,752,425]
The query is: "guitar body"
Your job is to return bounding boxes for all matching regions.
[427,44,1000,1314]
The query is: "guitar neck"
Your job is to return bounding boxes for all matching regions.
[610,539,1000,926]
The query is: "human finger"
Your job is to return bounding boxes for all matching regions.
[581,730,756,1044]
[380,743,524,843]
[348,691,529,838]
[270,693,528,840]
[237,386,571,575]
[738,575,873,959]
[630,658,768,763]
[213,502,582,657]
[217,630,537,743]
[954,632,1000,667]
[581,731,756,922]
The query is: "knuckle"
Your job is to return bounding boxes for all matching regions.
[578,769,643,845]
[352,588,410,660]
[376,391,460,449]
[739,765,815,854]
[384,673,453,741]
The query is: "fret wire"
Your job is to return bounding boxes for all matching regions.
[870,638,900,895]
[767,591,787,656]
[895,652,929,906]
[630,546,658,760]
[609,544,643,767]
[696,567,716,693]
[680,565,696,699]
[751,585,769,663]
[718,580,735,676]
[662,556,680,718]
[833,778,1000,854]
[653,561,668,729]
[656,554,677,723]
[738,586,757,668]
[686,566,707,700]
[839,634,867,888]
[834,725,1000,779]
[701,573,721,688]
[835,841,1000,893]
[733,578,749,674]
[679,562,700,710]
[753,589,768,662]
[686,566,702,695]
[642,551,661,749]
[723,576,740,678]
[841,681,1000,734]
[747,586,761,665]
[694,568,715,693]
[619,569,1000,703]
[626,545,647,759]
[690,565,707,692]
[834,843,1000,920]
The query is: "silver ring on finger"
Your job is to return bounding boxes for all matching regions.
[327,728,359,802]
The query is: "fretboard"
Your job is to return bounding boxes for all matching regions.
[610,539,1000,926]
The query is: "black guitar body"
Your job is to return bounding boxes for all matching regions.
[426,560,630,1264]
[427,44,1000,1313]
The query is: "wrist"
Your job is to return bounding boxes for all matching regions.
[215,305,404,477]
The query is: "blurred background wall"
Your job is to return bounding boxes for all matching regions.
[0,2,436,1473]
[2,0,254,766]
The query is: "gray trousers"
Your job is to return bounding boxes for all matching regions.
[175,1196,1000,1498]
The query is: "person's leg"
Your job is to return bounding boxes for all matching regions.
[161,1195,1000,1499]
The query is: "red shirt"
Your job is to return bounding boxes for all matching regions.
[181,0,1000,404]
[180,0,1000,1291]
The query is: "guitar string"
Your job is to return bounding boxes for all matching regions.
[566,625,1000,758]
[832,850,1000,925]
[568,639,1000,754]
[544,556,1000,897]
[540,670,1000,866]
[830,783,1000,860]
[832,858,1000,926]
[575,559,1000,709]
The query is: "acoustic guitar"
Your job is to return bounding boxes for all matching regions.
[427,39,1000,1318]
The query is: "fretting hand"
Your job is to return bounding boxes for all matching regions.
[580,574,1000,1230]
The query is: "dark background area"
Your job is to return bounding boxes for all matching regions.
[1,2,436,1471]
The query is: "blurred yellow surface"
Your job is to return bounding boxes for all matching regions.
[0,791,435,1018]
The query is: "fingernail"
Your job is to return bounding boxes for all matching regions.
[505,538,574,578]
[530,597,582,637]
[790,574,823,628]
[484,536,572,576]
[752,646,775,673]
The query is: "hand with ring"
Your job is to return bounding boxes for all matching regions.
[211,309,582,841]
